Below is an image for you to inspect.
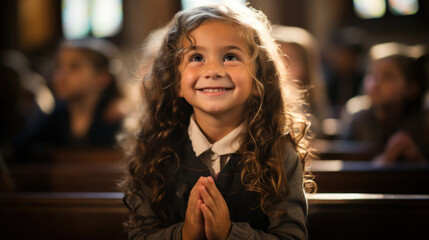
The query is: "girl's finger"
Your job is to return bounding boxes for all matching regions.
[195,199,203,217]
[187,178,203,211]
[201,203,215,226]
[202,177,225,204]
[199,185,217,213]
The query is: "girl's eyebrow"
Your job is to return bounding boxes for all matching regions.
[224,45,246,53]
[187,45,246,53]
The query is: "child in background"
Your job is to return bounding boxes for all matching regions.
[1,49,54,162]
[18,38,125,150]
[323,27,368,118]
[414,53,429,110]
[272,25,329,138]
[343,43,428,164]
[121,3,313,240]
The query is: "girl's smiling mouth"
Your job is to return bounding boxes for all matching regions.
[199,88,233,93]
[196,87,234,96]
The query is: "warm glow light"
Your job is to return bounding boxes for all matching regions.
[345,95,371,115]
[369,42,425,60]
[370,42,406,60]
[308,193,429,200]
[35,81,55,114]
[310,160,344,171]
[353,0,386,19]
[322,118,341,136]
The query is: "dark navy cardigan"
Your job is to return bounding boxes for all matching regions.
[129,135,308,240]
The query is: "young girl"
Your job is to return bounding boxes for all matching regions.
[121,3,313,239]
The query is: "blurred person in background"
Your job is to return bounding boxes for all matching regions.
[342,43,428,165]
[323,27,369,118]
[414,53,429,110]
[272,25,329,138]
[0,50,54,161]
[16,38,126,159]
[1,49,54,188]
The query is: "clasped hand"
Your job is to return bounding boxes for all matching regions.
[182,176,231,240]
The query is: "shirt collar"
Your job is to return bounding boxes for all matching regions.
[188,115,243,157]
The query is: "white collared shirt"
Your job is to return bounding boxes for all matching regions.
[188,115,243,176]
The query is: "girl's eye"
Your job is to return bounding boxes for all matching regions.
[190,54,204,62]
[224,54,239,62]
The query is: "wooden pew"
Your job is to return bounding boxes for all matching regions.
[0,192,128,240]
[23,147,124,164]
[1,192,428,240]
[307,193,429,240]
[14,146,428,194]
[8,148,125,192]
[311,160,429,194]
[313,139,377,161]
[9,162,123,192]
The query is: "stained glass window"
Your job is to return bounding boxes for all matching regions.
[388,0,419,16]
[62,0,123,39]
[353,0,386,19]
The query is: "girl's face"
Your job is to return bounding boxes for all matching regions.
[179,21,254,120]
[364,58,408,107]
[52,48,102,100]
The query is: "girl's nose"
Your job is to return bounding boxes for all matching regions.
[204,61,225,79]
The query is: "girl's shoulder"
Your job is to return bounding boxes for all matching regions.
[281,140,305,179]
[284,141,298,161]
[282,140,301,173]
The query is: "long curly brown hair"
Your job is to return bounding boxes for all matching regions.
[120,2,315,231]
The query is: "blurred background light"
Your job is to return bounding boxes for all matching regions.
[92,0,123,38]
[181,0,245,10]
[388,0,419,16]
[353,0,386,19]
[62,0,123,40]
[62,0,90,39]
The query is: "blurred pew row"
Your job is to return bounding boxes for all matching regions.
[4,146,429,194]
[1,141,428,239]
[7,159,429,194]
[0,192,427,240]
[3,148,124,192]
